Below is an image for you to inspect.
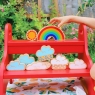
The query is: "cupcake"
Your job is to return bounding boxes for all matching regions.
[51,54,69,70]
[36,45,54,62]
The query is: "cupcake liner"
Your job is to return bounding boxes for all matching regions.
[52,64,66,70]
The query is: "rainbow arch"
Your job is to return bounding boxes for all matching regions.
[37,26,65,40]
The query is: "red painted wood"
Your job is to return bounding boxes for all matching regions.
[8,39,84,46]
[8,45,84,54]
[8,40,84,54]
[0,23,94,94]
[84,77,95,95]
[0,23,11,95]
[0,50,9,95]
[0,63,4,95]
[4,69,90,79]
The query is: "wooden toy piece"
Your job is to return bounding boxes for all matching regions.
[6,54,35,70]
[26,61,51,70]
[36,45,54,62]
[26,30,37,41]
[51,54,69,70]
[18,54,35,65]
[6,61,26,70]
[69,58,87,69]
[37,26,65,41]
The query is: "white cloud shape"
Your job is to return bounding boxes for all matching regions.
[56,54,66,61]
[26,61,51,70]
[36,45,54,57]
[51,54,69,65]
[69,58,87,69]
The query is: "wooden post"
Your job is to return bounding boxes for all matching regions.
[54,0,60,16]
[38,0,41,20]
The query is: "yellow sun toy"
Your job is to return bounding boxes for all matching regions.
[26,30,37,41]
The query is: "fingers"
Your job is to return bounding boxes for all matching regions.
[58,21,64,28]
[50,20,57,25]
[49,17,59,24]
[49,17,61,27]
[49,17,64,28]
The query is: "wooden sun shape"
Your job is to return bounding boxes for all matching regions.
[26,30,37,41]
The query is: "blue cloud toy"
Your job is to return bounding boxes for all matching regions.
[7,61,25,70]
[36,45,54,57]
[18,54,35,65]
[36,45,55,61]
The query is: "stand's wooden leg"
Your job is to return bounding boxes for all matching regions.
[0,78,4,95]
[0,72,9,95]
[9,55,13,84]
[4,79,9,95]
[0,64,5,95]
[10,79,13,84]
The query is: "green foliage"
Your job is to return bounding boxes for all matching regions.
[0,0,49,40]
[0,46,3,62]
[63,4,66,16]
[0,0,49,61]
[78,0,95,15]
[63,23,95,63]
[88,30,95,62]
[49,0,57,19]
[0,28,4,62]
[64,23,78,39]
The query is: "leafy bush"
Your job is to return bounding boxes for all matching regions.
[64,23,95,62]
[0,0,50,62]
[88,29,95,62]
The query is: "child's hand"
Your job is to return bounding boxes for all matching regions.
[49,16,72,28]
[50,16,95,29]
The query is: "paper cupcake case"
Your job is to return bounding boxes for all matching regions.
[52,64,67,70]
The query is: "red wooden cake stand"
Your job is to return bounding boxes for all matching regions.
[0,23,95,95]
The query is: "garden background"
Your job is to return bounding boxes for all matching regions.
[0,0,95,63]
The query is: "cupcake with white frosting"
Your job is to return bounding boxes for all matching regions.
[51,54,69,70]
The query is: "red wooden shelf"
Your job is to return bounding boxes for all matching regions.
[0,23,95,95]
[8,40,84,54]
[4,69,90,79]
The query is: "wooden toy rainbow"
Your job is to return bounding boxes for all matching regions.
[37,26,65,40]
